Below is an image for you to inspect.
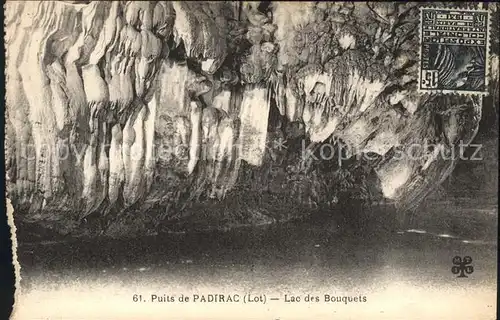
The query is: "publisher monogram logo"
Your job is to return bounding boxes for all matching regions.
[451,256,474,278]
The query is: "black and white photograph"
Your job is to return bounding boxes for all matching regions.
[3,1,499,319]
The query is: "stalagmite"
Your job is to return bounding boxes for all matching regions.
[108,123,124,206]
[89,121,109,214]
[18,2,61,200]
[82,129,98,212]
[201,107,220,162]
[46,61,69,132]
[275,76,287,116]
[123,105,147,207]
[285,87,301,122]
[5,3,30,199]
[45,62,68,196]
[212,116,235,194]
[238,87,271,166]
[188,101,203,175]
[175,116,191,149]
[144,95,157,191]
[121,110,136,205]
[160,62,190,115]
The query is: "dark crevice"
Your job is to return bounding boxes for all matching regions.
[167,37,188,63]
[257,1,272,14]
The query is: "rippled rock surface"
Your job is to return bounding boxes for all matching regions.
[5,2,499,237]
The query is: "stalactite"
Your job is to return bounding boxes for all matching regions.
[4,1,497,233]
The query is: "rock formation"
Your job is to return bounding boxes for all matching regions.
[4,1,499,236]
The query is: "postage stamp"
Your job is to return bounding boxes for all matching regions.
[419,7,491,95]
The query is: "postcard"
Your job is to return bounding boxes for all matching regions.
[4,1,498,319]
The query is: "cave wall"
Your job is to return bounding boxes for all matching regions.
[4,1,499,234]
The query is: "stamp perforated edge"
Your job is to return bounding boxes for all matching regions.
[417,5,493,96]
